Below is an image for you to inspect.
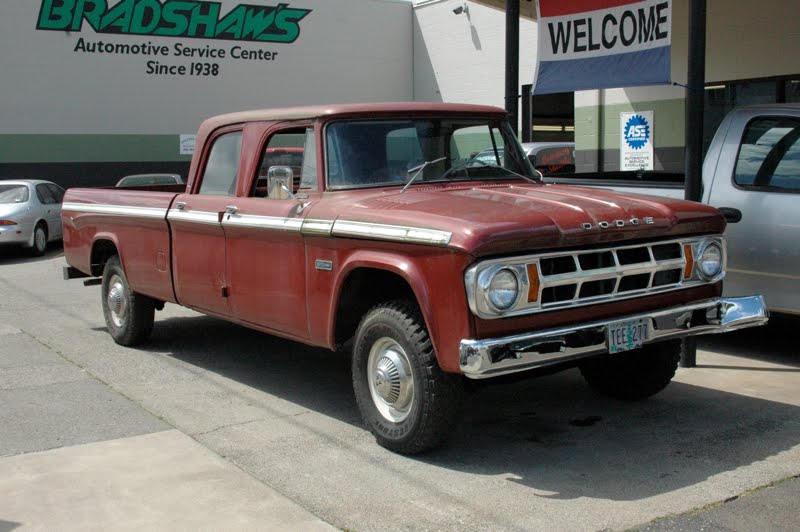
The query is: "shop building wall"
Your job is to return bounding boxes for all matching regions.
[413,0,538,116]
[0,0,413,187]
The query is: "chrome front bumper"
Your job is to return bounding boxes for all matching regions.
[459,296,768,379]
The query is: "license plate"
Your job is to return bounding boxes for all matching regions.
[607,318,648,354]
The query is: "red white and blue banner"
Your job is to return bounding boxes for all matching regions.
[532,0,672,94]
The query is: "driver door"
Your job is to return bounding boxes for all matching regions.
[223,124,319,339]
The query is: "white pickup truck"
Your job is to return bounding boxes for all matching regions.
[545,104,800,315]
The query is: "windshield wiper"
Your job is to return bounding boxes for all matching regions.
[401,156,446,193]
[440,159,543,184]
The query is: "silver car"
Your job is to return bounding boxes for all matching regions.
[472,142,575,176]
[0,179,65,256]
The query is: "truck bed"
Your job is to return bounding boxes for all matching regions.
[62,187,180,304]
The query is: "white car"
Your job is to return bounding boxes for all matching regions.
[0,179,65,256]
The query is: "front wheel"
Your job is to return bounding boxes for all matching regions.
[352,301,464,454]
[101,255,155,346]
[579,339,682,401]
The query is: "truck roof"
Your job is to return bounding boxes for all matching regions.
[200,102,508,130]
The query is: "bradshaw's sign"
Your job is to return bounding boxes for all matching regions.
[532,0,672,94]
[36,0,312,43]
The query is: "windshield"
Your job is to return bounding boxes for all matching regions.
[325,118,535,189]
[0,184,29,204]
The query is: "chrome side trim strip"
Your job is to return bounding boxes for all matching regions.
[63,202,167,220]
[301,219,335,236]
[68,201,451,246]
[332,220,452,245]
[167,209,220,226]
[224,213,304,231]
[459,295,769,379]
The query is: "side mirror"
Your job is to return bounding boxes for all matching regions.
[267,166,294,200]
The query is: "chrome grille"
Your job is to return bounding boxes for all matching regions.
[464,236,726,320]
[534,242,685,308]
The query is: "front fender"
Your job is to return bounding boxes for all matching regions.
[323,247,474,374]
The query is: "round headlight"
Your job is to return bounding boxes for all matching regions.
[487,269,519,311]
[698,242,723,279]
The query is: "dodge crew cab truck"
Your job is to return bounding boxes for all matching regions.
[544,104,800,316]
[61,103,769,454]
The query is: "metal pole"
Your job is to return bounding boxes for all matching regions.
[505,0,520,135]
[681,0,707,368]
[521,85,532,142]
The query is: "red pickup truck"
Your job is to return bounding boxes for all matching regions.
[62,103,768,454]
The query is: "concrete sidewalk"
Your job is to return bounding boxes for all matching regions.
[0,320,333,531]
[0,430,334,531]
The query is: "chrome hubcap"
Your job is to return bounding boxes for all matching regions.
[368,337,414,423]
[34,228,45,251]
[107,275,127,328]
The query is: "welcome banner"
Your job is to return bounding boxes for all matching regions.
[532,0,672,94]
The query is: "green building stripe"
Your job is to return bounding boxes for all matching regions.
[0,134,193,163]
[575,99,686,151]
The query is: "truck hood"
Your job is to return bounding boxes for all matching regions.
[320,182,725,257]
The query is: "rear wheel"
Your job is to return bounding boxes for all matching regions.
[352,300,464,454]
[30,223,47,256]
[101,255,155,346]
[579,340,682,401]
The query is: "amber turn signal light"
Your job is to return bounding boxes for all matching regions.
[526,263,540,302]
[683,244,694,279]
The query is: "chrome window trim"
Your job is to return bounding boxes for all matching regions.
[465,236,727,320]
[63,202,167,219]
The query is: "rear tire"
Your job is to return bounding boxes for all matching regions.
[30,224,47,256]
[352,300,464,454]
[101,255,155,346]
[579,340,681,401]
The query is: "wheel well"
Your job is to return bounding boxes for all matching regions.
[90,240,119,277]
[334,268,417,347]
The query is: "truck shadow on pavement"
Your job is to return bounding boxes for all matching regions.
[143,313,799,502]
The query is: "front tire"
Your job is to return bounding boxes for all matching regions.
[579,339,681,401]
[101,255,155,346]
[352,301,464,454]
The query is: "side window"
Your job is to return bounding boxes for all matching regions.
[198,131,243,196]
[253,127,315,198]
[46,183,65,203]
[451,124,501,165]
[36,184,56,204]
[734,118,800,191]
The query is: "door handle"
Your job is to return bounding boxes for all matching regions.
[218,205,238,223]
[174,201,187,210]
[718,207,742,224]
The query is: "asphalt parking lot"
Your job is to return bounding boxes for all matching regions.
[1,245,799,531]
